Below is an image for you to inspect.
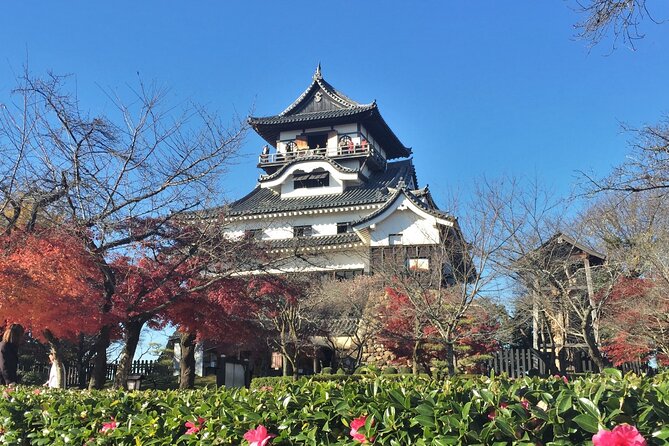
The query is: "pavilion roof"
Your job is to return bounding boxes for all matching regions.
[248,66,411,160]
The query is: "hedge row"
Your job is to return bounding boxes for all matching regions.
[0,370,668,445]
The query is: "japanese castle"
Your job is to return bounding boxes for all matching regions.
[223,65,461,277]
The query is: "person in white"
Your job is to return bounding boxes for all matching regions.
[45,353,64,388]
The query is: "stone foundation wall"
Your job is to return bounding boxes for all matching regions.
[359,340,411,369]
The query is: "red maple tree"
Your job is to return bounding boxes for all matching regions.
[377,287,501,373]
[0,228,108,385]
[601,276,669,366]
[0,228,107,341]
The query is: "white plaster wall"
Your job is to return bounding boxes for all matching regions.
[266,249,368,273]
[225,209,373,240]
[260,160,362,198]
[264,210,372,239]
[369,206,441,246]
[280,162,344,198]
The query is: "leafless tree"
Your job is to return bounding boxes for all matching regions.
[308,274,384,371]
[0,70,246,388]
[369,178,527,375]
[582,116,669,196]
[581,191,669,362]
[573,0,661,49]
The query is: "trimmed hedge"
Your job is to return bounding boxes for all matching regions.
[0,370,668,445]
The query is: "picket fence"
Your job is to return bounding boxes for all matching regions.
[485,348,648,378]
[19,360,156,388]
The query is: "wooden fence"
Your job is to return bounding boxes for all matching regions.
[19,360,156,388]
[485,348,649,378]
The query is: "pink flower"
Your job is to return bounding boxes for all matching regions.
[259,385,274,392]
[593,424,647,446]
[350,416,374,443]
[553,374,568,384]
[184,417,205,435]
[244,425,276,446]
[488,402,509,420]
[33,388,41,395]
[520,399,530,411]
[100,419,118,433]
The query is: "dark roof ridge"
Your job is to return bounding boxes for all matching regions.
[279,66,374,117]
[250,104,377,124]
[550,232,607,260]
[352,184,454,228]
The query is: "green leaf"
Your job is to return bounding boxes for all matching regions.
[572,414,600,433]
[653,427,669,440]
[578,397,601,419]
[602,368,623,380]
[556,394,572,414]
[413,415,436,428]
[494,419,517,439]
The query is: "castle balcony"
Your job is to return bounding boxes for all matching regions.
[258,142,386,170]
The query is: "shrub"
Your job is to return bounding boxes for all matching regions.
[335,368,346,375]
[398,365,412,375]
[17,370,45,386]
[1,370,668,445]
[143,350,179,390]
[320,367,332,375]
[383,366,398,375]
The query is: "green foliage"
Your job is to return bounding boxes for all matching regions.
[250,374,363,390]
[382,366,398,375]
[1,372,669,444]
[142,349,179,390]
[17,370,46,386]
[335,368,346,375]
[320,367,332,375]
[398,366,412,375]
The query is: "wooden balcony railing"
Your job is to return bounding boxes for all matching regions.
[259,143,383,165]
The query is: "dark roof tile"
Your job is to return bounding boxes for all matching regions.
[224,160,416,217]
[266,233,362,250]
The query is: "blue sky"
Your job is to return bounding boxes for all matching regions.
[2,1,668,356]
[3,1,668,206]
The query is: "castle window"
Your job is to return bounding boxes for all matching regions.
[337,222,351,234]
[388,233,403,245]
[334,269,363,280]
[293,225,313,238]
[244,229,263,240]
[307,133,328,150]
[294,169,329,189]
[407,258,430,271]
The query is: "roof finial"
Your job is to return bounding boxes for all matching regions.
[314,63,322,80]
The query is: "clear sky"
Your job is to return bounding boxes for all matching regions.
[2,1,668,356]
[2,1,668,205]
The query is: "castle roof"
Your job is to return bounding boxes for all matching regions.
[222,159,417,218]
[248,66,411,160]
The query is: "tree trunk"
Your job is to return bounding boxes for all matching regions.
[113,318,146,389]
[76,334,86,389]
[444,341,456,376]
[179,331,196,389]
[43,329,66,389]
[89,257,115,390]
[412,338,422,375]
[582,313,609,372]
[88,325,111,389]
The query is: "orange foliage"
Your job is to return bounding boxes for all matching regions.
[0,229,106,341]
